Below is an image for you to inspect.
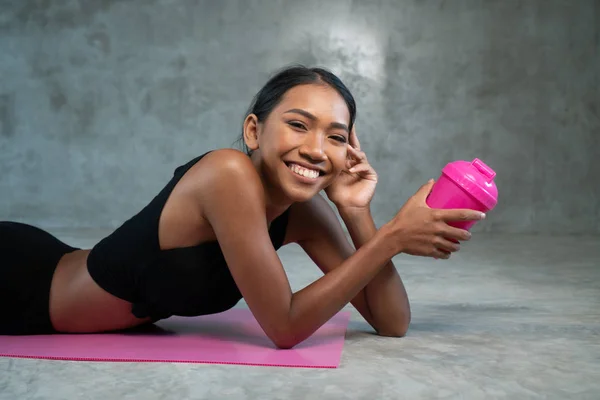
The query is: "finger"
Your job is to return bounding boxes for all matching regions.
[414,179,436,202]
[349,126,361,150]
[438,209,486,222]
[346,156,360,170]
[433,249,451,260]
[346,144,366,160]
[442,226,472,242]
[348,163,374,175]
[434,237,461,253]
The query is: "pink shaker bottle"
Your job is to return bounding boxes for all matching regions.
[426,158,499,232]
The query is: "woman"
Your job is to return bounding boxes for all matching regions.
[0,66,483,348]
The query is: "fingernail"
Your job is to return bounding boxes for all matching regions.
[480,213,486,219]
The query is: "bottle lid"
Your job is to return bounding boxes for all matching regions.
[442,158,498,210]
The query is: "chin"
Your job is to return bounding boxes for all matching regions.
[275,178,317,202]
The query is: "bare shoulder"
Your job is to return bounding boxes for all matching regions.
[195,149,258,180]
[184,149,265,203]
[157,149,264,248]
[204,148,254,166]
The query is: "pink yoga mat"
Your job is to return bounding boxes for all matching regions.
[0,308,350,368]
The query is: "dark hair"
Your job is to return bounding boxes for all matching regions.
[234,65,357,155]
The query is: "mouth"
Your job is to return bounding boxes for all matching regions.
[284,162,325,181]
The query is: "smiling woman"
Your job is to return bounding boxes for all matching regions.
[236,67,355,154]
[0,65,484,348]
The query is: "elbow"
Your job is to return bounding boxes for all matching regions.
[267,326,303,350]
[377,317,411,338]
[378,325,409,338]
[269,329,302,349]
[272,337,298,350]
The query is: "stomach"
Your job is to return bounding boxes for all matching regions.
[49,249,152,333]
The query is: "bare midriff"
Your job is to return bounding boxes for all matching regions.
[48,250,152,333]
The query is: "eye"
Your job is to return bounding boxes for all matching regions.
[288,121,307,130]
[330,135,347,143]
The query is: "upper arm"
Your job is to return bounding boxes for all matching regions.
[194,150,293,344]
[286,194,378,329]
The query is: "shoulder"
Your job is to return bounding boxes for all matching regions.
[189,149,263,193]
[197,149,257,177]
[182,149,266,216]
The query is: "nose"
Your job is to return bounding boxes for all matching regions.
[298,132,327,162]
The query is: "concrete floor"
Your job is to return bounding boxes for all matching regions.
[1,232,599,399]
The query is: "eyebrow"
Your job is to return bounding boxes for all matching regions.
[284,108,349,133]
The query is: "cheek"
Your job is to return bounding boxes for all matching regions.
[330,147,348,171]
[259,130,284,155]
[264,127,294,151]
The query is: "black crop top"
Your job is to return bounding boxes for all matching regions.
[86,151,289,321]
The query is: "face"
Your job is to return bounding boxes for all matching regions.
[244,83,351,203]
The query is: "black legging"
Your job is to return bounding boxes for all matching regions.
[0,221,78,335]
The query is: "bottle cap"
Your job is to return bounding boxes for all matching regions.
[442,158,498,210]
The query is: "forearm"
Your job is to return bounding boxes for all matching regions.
[339,207,411,336]
[287,224,397,347]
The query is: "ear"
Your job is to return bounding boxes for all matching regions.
[243,114,260,151]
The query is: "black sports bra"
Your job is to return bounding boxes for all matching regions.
[86,151,289,321]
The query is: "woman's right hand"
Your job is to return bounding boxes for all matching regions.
[387,179,486,259]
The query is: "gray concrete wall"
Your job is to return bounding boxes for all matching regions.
[1,0,598,234]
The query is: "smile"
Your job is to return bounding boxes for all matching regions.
[286,163,323,180]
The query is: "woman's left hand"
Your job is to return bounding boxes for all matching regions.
[324,127,378,212]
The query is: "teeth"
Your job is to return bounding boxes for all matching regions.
[289,163,319,179]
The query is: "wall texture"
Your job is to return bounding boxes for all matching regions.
[1,0,598,234]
